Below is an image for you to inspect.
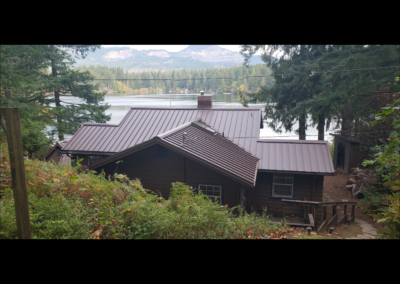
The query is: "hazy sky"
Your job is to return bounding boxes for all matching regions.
[102,45,263,54]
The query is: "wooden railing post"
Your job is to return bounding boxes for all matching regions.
[1,108,31,239]
[351,205,355,221]
[313,206,318,230]
[332,205,337,217]
[282,203,285,223]
[323,206,327,223]
[343,204,347,216]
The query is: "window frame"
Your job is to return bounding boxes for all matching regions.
[197,183,224,205]
[270,173,295,199]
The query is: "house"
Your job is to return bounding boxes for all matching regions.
[43,139,71,166]
[62,95,335,223]
[330,133,368,174]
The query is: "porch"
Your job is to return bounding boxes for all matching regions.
[251,200,358,232]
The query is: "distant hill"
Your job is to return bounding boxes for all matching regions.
[73,45,267,72]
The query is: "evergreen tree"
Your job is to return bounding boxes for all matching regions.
[45,45,110,141]
[240,45,400,140]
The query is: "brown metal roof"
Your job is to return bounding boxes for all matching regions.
[63,108,263,155]
[89,120,259,187]
[256,139,335,175]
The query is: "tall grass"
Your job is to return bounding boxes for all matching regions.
[0,142,286,239]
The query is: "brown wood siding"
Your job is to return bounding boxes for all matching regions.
[46,150,61,163]
[247,173,325,223]
[97,144,242,204]
[184,158,241,207]
[95,144,326,224]
[100,145,184,199]
[349,142,368,170]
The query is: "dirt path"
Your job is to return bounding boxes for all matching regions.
[322,171,387,239]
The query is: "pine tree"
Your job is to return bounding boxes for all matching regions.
[44,45,110,141]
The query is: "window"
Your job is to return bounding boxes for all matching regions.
[272,174,294,198]
[88,155,103,165]
[198,184,222,204]
[56,147,62,156]
[157,145,168,157]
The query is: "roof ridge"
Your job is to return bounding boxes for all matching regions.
[129,107,262,111]
[157,118,202,139]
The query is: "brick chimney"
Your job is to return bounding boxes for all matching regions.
[197,90,212,108]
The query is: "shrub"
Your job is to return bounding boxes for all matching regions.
[0,142,286,239]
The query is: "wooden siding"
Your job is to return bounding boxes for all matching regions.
[247,172,324,223]
[97,144,242,204]
[46,149,61,163]
[95,144,326,223]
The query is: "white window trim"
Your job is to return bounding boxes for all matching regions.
[198,184,222,203]
[272,174,294,198]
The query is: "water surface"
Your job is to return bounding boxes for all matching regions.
[59,93,331,141]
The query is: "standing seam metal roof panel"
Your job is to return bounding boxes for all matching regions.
[63,108,263,155]
[256,140,334,175]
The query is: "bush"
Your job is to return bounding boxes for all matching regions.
[0,142,285,239]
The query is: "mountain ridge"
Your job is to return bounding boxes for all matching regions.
[73,45,266,72]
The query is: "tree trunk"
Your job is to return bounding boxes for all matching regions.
[341,108,352,137]
[299,113,306,140]
[317,113,325,140]
[51,45,64,141]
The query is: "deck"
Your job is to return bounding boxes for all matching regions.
[252,200,358,232]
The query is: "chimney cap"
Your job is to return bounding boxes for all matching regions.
[200,90,205,95]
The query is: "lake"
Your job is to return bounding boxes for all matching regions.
[59,93,332,141]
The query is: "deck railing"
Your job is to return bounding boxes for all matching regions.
[279,200,357,232]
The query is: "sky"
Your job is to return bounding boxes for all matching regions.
[101,45,263,54]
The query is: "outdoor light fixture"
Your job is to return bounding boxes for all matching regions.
[345,218,351,225]
[306,227,312,235]
[329,227,334,233]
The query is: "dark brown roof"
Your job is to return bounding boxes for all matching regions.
[89,120,259,187]
[63,107,263,155]
[256,139,335,175]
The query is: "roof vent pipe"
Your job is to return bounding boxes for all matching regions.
[181,132,187,147]
[200,90,204,96]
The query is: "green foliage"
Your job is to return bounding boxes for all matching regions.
[0,144,285,239]
[0,45,110,155]
[329,142,334,160]
[361,98,400,238]
[240,45,400,140]
[75,64,273,95]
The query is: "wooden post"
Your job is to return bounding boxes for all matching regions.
[282,203,285,221]
[343,204,347,216]
[323,206,327,222]
[332,205,337,217]
[313,206,318,230]
[351,205,355,218]
[1,108,31,239]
